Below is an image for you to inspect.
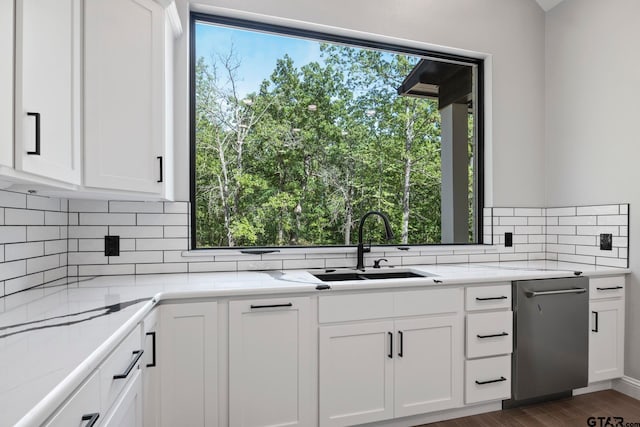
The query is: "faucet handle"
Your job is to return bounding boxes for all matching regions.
[373,258,388,269]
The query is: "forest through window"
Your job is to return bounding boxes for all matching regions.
[192,16,481,248]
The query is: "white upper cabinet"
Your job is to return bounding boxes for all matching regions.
[84,0,178,198]
[14,0,82,184]
[0,0,13,168]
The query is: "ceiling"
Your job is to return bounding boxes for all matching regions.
[535,0,565,11]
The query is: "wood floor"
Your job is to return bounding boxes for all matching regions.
[421,390,640,426]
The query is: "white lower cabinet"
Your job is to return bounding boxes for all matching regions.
[319,315,461,427]
[159,302,218,427]
[101,370,144,427]
[589,298,625,382]
[44,371,101,427]
[319,321,395,427]
[229,297,312,427]
[142,309,159,427]
[465,355,511,404]
[394,316,462,417]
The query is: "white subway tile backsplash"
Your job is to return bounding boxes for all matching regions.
[80,213,136,226]
[576,205,619,216]
[595,257,627,268]
[26,254,60,274]
[26,195,60,212]
[546,225,576,235]
[4,208,44,225]
[515,225,544,235]
[68,252,108,265]
[5,272,42,294]
[612,237,628,248]
[0,260,27,281]
[163,226,189,238]
[576,226,619,236]
[237,260,283,271]
[620,204,629,215]
[5,242,44,261]
[557,253,596,264]
[558,216,596,226]
[0,191,26,209]
[45,240,67,255]
[528,217,545,226]
[514,208,543,216]
[69,226,107,239]
[163,250,213,263]
[499,217,527,226]
[109,251,163,264]
[109,201,164,213]
[45,211,68,225]
[164,202,189,214]
[575,246,618,258]
[109,226,163,238]
[546,216,559,226]
[137,213,188,226]
[44,267,67,283]
[27,226,60,241]
[401,255,437,265]
[597,215,627,226]
[188,261,237,273]
[282,258,325,270]
[69,199,108,212]
[0,226,27,244]
[546,244,575,254]
[492,208,514,216]
[547,207,576,216]
[558,235,597,245]
[135,238,188,251]
[620,226,628,236]
[499,253,528,262]
[436,255,469,264]
[78,264,135,276]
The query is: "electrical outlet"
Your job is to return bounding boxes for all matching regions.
[505,232,513,247]
[105,235,120,256]
[600,233,612,251]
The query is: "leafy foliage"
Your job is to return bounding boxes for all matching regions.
[194,42,474,247]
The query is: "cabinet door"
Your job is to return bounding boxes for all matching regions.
[84,0,166,194]
[0,0,13,167]
[319,321,394,427]
[229,297,312,427]
[394,316,462,417]
[14,0,81,184]
[589,299,625,382]
[101,370,143,427]
[160,303,218,427]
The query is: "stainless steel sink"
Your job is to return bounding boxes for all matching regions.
[311,269,434,282]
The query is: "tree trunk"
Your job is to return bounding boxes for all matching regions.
[401,104,415,244]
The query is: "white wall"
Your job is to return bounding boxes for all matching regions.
[173,0,547,208]
[546,0,640,378]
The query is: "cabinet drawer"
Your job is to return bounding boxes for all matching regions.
[394,288,462,317]
[319,292,393,323]
[466,311,512,358]
[100,325,143,412]
[465,284,511,311]
[45,371,100,427]
[590,276,625,300]
[465,356,511,404]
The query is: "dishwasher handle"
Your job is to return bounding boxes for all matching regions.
[525,288,586,297]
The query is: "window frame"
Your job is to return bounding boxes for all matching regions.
[189,12,484,250]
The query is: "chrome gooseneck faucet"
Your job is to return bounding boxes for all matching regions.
[356,211,394,271]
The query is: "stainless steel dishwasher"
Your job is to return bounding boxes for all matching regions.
[505,276,589,408]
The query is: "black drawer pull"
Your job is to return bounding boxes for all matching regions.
[81,413,100,427]
[477,332,509,339]
[475,376,506,385]
[27,112,41,155]
[113,349,144,379]
[596,286,623,291]
[398,330,403,357]
[476,296,507,301]
[592,311,599,333]
[388,332,393,359]
[146,332,156,368]
[157,156,163,182]
[250,303,292,309]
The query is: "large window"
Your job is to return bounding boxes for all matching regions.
[190,14,483,249]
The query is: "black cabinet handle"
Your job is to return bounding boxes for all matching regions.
[398,330,403,357]
[146,332,156,368]
[81,413,100,427]
[113,349,144,379]
[596,286,623,291]
[592,311,599,333]
[475,376,507,385]
[475,296,507,301]
[477,332,509,339]
[388,332,393,359]
[157,156,163,183]
[27,112,40,155]
[250,303,292,309]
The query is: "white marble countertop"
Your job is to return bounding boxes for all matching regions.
[0,261,629,426]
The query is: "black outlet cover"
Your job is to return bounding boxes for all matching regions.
[505,232,513,247]
[600,233,613,251]
[105,235,120,256]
